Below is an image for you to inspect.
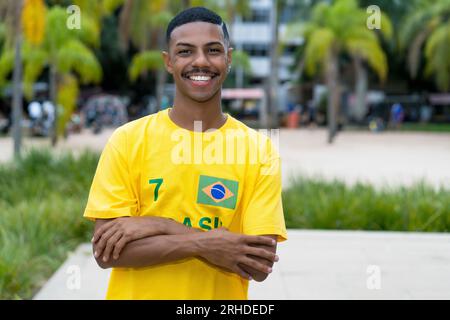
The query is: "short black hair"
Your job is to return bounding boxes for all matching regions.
[166,7,230,46]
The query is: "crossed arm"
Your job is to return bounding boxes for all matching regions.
[92,216,279,282]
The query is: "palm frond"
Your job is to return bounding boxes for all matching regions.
[129,50,164,82]
[22,43,48,99]
[43,6,72,54]
[73,13,100,47]
[102,0,125,15]
[230,49,251,74]
[304,27,335,76]
[424,22,450,91]
[0,49,14,86]
[346,38,388,82]
[56,39,102,84]
[57,73,79,136]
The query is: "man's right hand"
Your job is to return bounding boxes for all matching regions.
[195,227,279,280]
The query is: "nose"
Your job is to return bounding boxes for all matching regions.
[192,51,210,68]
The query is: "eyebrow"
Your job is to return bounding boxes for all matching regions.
[175,41,224,48]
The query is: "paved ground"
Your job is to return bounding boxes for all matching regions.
[34,229,450,300]
[2,128,450,189]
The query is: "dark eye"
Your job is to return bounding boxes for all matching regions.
[178,49,191,55]
[209,48,221,54]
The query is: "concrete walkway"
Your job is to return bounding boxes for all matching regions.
[34,229,450,300]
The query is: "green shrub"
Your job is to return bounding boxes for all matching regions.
[0,148,99,299]
[283,177,450,232]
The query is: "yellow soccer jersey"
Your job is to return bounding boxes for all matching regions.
[83,107,288,300]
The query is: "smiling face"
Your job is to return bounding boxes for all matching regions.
[163,21,232,103]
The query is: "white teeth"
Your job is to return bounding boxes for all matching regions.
[189,75,211,81]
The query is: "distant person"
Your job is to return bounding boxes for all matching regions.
[28,100,44,136]
[42,100,55,135]
[390,102,404,129]
[287,104,301,129]
[307,100,317,128]
[420,105,432,123]
[28,100,42,121]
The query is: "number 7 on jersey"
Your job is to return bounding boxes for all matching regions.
[149,178,163,201]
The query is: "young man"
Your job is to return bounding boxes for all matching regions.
[84,7,287,300]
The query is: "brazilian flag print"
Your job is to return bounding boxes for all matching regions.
[197,175,239,210]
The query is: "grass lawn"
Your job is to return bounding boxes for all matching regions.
[0,149,449,299]
[398,123,450,133]
[0,149,98,299]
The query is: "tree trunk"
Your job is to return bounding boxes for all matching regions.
[50,62,58,146]
[156,31,166,111]
[354,56,368,123]
[12,34,23,158]
[12,0,24,159]
[267,0,279,128]
[326,51,339,144]
[231,14,244,111]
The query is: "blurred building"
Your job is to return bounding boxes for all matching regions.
[229,0,302,115]
[231,0,301,85]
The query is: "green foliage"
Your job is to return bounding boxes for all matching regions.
[57,74,79,136]
[56,39,102,84]
[0,49,13,87]
[129,50,164,81]
[290,0,392,82]
[230,50,251,74]
[0,149,99,299]
[424,22,450,91]
[283,177,450,232]
[399,0,450,91]
[17,5,103,136]
[22,44,48,99]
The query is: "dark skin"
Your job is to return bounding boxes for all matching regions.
[92,22,279,282]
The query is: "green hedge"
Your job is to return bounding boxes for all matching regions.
[283,177,450,232]
[0,149,98,299]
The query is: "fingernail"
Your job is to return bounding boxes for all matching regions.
[248,276,252,281]
[91,237,94,243]
[275,255,279,262]
[94,251,98,258]
[103,256,107,262]
[272,240,276,245]
[267,268,272,273]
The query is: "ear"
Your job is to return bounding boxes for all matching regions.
[162,51,173,74]
[227,46,233,67]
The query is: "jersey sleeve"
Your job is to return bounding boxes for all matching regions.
[83,128,139,221]
[242,136,288,242]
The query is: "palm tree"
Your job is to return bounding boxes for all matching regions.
[0,0,26,158]
[1,3,102,146]
[400,0,450,92]
[28,6,102,145]
[287,0,391,143]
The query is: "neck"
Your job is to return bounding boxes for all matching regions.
[169,89,226,132]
